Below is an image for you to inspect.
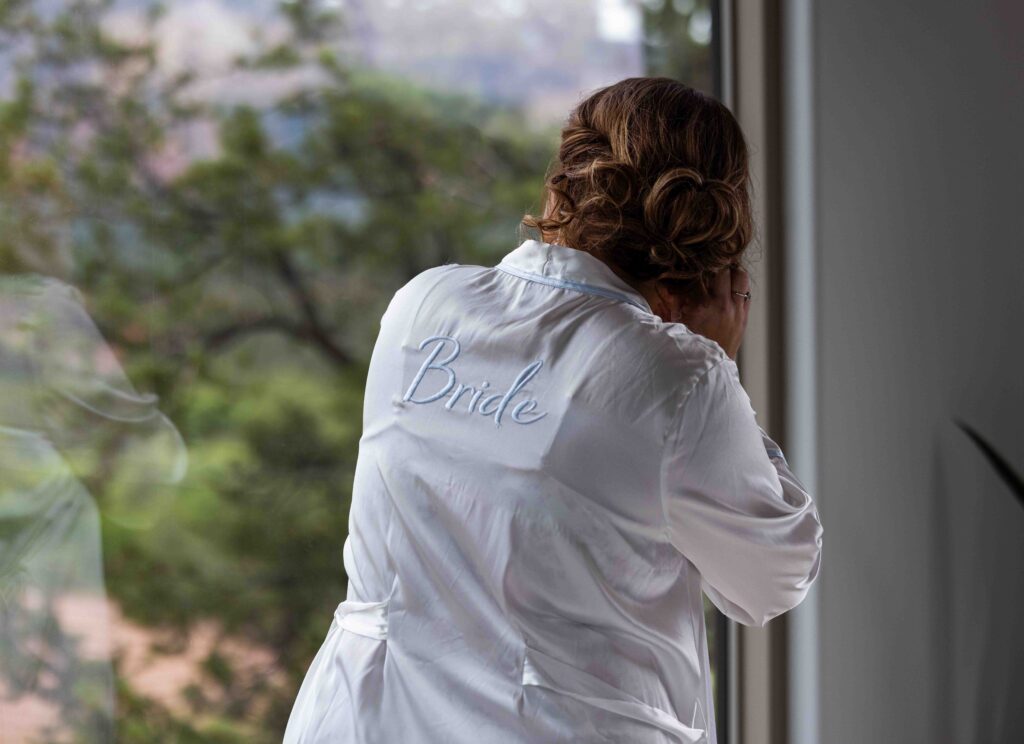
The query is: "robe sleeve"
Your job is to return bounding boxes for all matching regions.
[659,358,823,627]
[28,277,188,488]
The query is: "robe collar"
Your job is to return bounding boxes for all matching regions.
[496,239,653,315]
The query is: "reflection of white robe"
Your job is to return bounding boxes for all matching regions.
[0,425,113,743]
[285,240,823,743]
[0,275,186,743]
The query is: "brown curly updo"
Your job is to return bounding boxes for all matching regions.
[521,77,754,302]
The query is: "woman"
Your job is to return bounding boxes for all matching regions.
[284,77,823,744]
[0,275,187,742]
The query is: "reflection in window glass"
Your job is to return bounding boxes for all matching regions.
[0,0,717,740]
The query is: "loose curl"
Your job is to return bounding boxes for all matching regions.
[521,77,755,302]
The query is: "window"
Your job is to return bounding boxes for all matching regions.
[0,1,722,740]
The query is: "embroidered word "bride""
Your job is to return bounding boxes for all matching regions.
[402,334,548,426]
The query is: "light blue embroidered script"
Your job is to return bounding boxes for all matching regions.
[402,335,548,426]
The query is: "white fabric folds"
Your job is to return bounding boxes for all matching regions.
[334,599,389,641]
[284,239,823,744]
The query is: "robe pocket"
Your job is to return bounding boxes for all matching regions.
[334,598,389,641]
[520,643,707,743]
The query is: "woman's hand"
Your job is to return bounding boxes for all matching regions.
[674,264,750,360]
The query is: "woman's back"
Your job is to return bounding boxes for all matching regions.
[284,238,822,744]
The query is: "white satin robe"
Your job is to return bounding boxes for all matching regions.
[284,239,823,744]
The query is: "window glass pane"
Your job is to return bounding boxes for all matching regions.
[0,1,718,740]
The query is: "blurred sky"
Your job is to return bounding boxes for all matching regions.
[95,0,655,127]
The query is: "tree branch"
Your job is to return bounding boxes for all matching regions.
[271,249,352,366]
[203,313,352,369]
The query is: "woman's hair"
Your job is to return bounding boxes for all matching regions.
[521,77,754,301]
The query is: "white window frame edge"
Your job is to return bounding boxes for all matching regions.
[780,1,820,743]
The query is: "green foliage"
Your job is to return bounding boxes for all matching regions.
[642,0,716,92]
[1,0,557,738]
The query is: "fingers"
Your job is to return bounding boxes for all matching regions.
[730,264,750,296]
[731,266,750,355]
[711,264,750,309]
[711,264,732,308]
[689,264,751,360]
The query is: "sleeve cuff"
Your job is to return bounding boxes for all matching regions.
[758,425,788,463]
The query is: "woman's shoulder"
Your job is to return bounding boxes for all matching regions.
[662,321,732,372]
[393,262,480,300]
[634,317,736,409]
[380,263,468,318]
[629,311,731,370]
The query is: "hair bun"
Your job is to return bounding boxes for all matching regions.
[521,77,753,296]
[643,166,746,258]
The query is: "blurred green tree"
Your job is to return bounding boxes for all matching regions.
[0,0,556,739]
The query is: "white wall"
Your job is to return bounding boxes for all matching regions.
[813,1,1024,742]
